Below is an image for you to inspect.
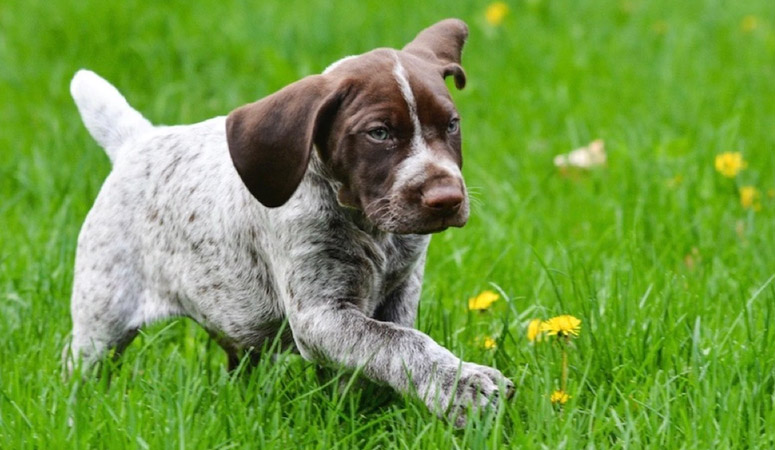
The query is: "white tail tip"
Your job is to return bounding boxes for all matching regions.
[70,70,152,162]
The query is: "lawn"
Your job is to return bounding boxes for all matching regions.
[2,0,775,448]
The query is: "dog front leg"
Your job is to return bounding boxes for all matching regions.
[288,303,513,426]
[373,265,423,328]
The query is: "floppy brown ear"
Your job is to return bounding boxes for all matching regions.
[403,18,469,89]
[226,75,340,207]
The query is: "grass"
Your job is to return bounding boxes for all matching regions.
[2,0,775,447]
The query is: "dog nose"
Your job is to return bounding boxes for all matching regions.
[422,185,463,215]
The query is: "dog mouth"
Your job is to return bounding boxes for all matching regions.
[364,199,469,235]
[410,218,464,234]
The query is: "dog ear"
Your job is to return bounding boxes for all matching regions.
[403,18,468,89]
[226,75,341,207]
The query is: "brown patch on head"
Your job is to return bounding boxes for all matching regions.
[315,50,415,206]
[226,19,470,234]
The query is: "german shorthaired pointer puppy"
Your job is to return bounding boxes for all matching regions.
[67,19,513,426]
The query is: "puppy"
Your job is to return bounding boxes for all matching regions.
[67,19,513,426]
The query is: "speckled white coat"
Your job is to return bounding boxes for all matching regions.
[66,19,513,427]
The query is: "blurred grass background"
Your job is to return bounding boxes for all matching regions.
[1,0,774,447]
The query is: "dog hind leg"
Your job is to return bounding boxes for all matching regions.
[66,269,145,374]
[65,208,149,375]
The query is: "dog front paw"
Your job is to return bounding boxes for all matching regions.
[422,361,515,427]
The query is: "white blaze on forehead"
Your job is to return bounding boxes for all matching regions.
[391,52,463,187]
[391,53,422,149]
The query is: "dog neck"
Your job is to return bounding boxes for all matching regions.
[305,148,387,239]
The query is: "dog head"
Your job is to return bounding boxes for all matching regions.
[226,19,469,234]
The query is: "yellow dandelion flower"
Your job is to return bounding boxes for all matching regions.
[740,186,762,211]
[527,318,544,342]
[485,2,509,26]
[550,390,570,404]
[541,315,581,338]
[741,15,759,33]
[468,290,500,311]
[715,152,747,178]
[483,336,497,349]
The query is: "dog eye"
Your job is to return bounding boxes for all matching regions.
[447,118,460,134]
[367,127,390,142]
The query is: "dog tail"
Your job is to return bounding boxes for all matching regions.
[70,69,153,163]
